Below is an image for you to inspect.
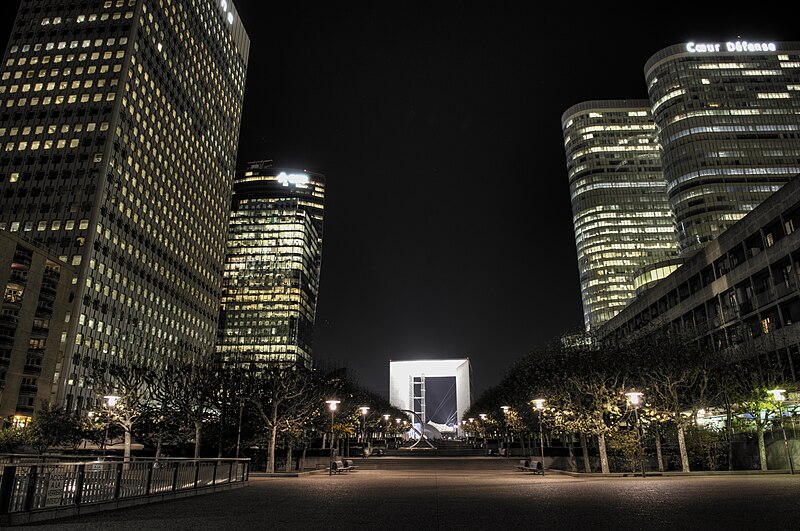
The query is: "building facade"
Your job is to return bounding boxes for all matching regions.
[562,100,681,331]
[599,174,800,384]
[0,0,249,412]
[646,41,800,256]
[1,231,73,423]
[216,162,325,369]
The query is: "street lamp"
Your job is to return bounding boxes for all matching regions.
[102,394,120,458]
[767,389,795,475]
[533,399,546,475]
[359,406,370,444]
[625,391,646,477]
[501,406,510,458]
[325,399,340,475]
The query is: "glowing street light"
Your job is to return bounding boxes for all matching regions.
[326,399,340,475]
[534,399,546,474]
[359,406,370,444]
[501,406,510,458]
[767,389,795,475]
[625,391,646,477]
[102,394,120,458]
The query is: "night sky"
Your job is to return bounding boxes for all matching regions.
[1,2,796,398]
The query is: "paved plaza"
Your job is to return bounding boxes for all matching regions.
[19,458,800,530]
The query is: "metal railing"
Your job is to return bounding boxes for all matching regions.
[0,458,249,518]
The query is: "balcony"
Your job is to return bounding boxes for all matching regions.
[38,284,57,303]
[30,324,49,337]
[19,384,38,394]
[738,299,754,314]
[2,298,22,311]
[8,270,28,284]
[754,289,775,308]
[42,267,60,282]
[35,302,53,318]
[0,313,18,331]
[12,252,32,269]
[775,279,798,299]
[0,331,16,346]
[23,363,42,375]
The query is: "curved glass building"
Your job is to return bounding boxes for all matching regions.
[216,162,325,369]
[645,41,800,256]
[563,101,681,331]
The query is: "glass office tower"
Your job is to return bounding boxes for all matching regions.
[0,0,249,412]
[216,162,325,369]
[563,101,681,331]
[646,41,800,256]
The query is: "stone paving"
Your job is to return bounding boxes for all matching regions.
[19,457,800,530]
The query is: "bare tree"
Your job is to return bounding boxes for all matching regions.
[246,367,320,473]
[91,364,154,460]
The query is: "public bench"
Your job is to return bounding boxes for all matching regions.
[331,460,357,474]
[516,459,543,475]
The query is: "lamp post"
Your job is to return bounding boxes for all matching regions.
[359,406,370,444]
[625,391,646,478]
[501,406,510,458]
[767,389,795,475]
[326,399,340,475]
[102,394,120,458]
[479,413,487,450]
[533,399,546,475]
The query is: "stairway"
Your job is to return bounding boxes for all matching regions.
[384,438,486,457]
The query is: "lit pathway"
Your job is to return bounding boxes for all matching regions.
[20,458,800,530]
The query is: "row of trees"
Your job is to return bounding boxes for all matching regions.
[465,324,798,473]
[1,363,409,473]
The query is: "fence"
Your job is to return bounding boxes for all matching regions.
[0,458,249,525]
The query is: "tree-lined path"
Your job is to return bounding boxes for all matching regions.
[19,457,800,530]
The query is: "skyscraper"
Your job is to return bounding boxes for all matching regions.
[562,101,681,331]
[646,40,800,255]
[216,162,325,369]
[0,0,249,412]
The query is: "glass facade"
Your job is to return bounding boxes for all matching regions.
[563,101,680,331]
[216,162,325,369]
[646,42,800,255]
[0,0,249,411]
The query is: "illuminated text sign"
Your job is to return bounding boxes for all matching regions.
[686,41,777,53]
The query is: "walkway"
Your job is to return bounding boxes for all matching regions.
[19,457,800,530]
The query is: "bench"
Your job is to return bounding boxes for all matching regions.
[331,460,357,474]
[516,459,544,475]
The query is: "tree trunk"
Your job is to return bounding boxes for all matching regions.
[267,406,278,474]
[677,425,690,472]
[124,428,132,462]
[757,423,768,470]
[194,420,203,459]
[598,433,609,474]
[567,434,576,472]
[725,396,734,471]
[580,432,591,473]
[156,434,163,460]
[654,426,664,472]
[286,440,293,472]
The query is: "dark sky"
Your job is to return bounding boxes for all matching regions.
[1,2,796,399]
